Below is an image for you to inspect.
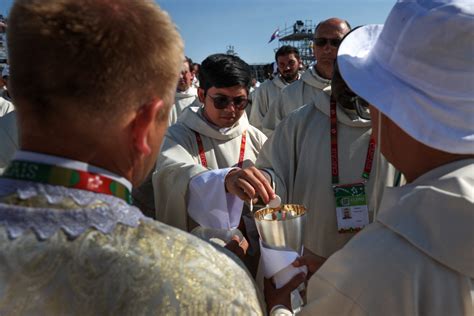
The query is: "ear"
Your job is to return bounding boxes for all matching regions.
[198,88,206,104]
[131,99,165,156]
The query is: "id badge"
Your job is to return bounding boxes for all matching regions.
[333,182,369,233]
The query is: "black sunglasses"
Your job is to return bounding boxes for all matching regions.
[207,94,250,110]
[313,37,342,48]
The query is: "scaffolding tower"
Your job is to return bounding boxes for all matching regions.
[277,20,315,66]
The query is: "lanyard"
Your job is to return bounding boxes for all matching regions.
[1,160,132,204]
[195,130,247,169]
[330,96,376,185]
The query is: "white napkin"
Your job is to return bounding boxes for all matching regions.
[188,168,244,229]
[259,240,307,289]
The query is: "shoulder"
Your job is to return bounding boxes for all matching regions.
[307,222,465,315]
[165,121,196,145]
[246,124,267,144]
[278,103,318,130]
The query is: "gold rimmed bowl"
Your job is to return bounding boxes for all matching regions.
[254,204,307,253]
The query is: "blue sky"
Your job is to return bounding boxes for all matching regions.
[0,0,394,64]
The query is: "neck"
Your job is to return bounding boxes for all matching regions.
[403,152,472,183]
[280,75,298,84]
[18,114,134,183]
[315,64,332,80]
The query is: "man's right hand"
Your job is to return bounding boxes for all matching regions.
[224,166,275,204]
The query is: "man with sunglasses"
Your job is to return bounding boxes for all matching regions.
[262,17,351,135]
[249,45,301,131]
[256,56,398,289]
[153,54,272,270]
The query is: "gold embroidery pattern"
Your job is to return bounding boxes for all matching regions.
[0,196,264,315]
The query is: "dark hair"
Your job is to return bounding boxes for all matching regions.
[275,45,300,62]
[199,54,252,93]
[184,56,193,72]
[314,19,351,34]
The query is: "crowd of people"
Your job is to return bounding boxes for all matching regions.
[0,0,472,315]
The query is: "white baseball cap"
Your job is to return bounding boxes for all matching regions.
[337,0,474,154]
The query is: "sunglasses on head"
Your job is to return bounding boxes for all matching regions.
[207,94,250,110]
[313,37,342,48]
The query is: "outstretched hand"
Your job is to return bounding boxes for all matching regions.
[224,166,275,204]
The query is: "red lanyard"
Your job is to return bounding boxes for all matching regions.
[330,96,376,185]
[195,131,247,168]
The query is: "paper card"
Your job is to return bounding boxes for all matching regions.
[333,182,370,233]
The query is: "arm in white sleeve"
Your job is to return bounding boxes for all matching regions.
[187,168,244,229]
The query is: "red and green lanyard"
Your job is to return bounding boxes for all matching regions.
[1,160,132,204]
[330,96,376,185]
[194,130,247,168]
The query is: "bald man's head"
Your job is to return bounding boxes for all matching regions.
[313,17,351,80]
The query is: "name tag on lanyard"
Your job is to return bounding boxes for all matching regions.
[329,96,375,233]
[333,182,369,233]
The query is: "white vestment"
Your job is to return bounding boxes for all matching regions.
[168,86,198,126]
[301,159,474,316]
[256,87,398,258]
[261,66,330,135]
[249,76,290,131]
[153,104,267,231]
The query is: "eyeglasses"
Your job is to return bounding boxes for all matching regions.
[350,96,371,120]
[313,37,342,48]
[207,94,250,110]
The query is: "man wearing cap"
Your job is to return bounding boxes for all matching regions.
[249,45,301,131]
[261,17,350,135]
[0,1,264,313]
[267,0,474,314]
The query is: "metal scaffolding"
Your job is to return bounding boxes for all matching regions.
[277,20,315,66]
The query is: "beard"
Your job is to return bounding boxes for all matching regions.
[281,70,299,83]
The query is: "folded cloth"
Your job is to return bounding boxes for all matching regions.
[259,240,307,289]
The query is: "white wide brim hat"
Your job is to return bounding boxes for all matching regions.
[337,0,474,154]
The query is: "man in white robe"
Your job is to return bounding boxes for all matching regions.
[262,17,351,135]
[153,54,271,246]
[266,1,474,314]
[168,56,198,126]
[249,45,301,131]
[0,1,264,314]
